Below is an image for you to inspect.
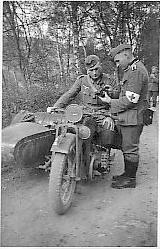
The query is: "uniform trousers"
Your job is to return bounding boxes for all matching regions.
[84,118,143,164]
[116,124,143,163]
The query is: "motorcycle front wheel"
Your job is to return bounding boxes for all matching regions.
[49,143,76,214]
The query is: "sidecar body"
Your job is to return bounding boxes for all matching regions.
[1,111,63,167]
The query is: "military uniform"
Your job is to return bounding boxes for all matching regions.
[110,59,149,162]
[53,55,115,148]
[54,73,111,109]
[108,44,149,188]
[147,72,159,107]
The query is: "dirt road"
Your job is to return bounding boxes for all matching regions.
[1,110,158,247]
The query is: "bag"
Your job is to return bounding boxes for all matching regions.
[143,108,154,126]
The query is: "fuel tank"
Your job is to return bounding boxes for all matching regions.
[2,122,55,167]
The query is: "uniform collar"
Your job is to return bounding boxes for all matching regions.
[129,58,139,66]
[124,58,139,72]
[90,74,103,85]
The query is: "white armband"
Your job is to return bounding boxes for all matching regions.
[125,91,140,103]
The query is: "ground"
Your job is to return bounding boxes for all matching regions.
[1,109,158,247]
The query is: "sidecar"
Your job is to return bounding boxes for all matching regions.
[2,111,63,167]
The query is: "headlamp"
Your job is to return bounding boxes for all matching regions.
[65,104,83,123]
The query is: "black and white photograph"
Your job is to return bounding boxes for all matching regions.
[1,1,159,247]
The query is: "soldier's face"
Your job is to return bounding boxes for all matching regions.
[87,66,102,80]
[114,52,129,70]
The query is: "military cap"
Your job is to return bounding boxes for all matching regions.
[109,44,131,59]
[85,55,100,69]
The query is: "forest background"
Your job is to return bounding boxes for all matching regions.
[2,1,160,127]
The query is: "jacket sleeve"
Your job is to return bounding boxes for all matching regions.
[112,85,121,99]
[54,78,81,108]
[110,69,143,114]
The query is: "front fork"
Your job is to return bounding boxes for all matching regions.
[51,124,83,181]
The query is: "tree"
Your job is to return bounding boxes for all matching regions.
[2,1,160,127]
[138,15,159,71]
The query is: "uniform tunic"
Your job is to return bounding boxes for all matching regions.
[53,73,118,148]
[110,60,149,126]
[147,73,159,107]
[148,73,159,92]
[54,73,113,109]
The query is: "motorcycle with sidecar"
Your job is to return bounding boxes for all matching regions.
[2,104,121,214]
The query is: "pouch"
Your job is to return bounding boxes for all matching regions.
[143,108,154,126]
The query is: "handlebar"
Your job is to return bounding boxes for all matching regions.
[48,104,120,122]
[52,108,65,113]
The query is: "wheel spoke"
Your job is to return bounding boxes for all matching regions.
[60,145,76,205]
[61,180,72,202]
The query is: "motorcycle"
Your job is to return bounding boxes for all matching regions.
[48,104,118,214]
[2,104,119,215]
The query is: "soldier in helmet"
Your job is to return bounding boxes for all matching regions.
[99,44,149,189]
[147,66,159,109]
[47,55,117,167]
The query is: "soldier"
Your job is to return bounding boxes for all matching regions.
[147,66,159,109]
[47,55,115,111]
[99,44,149,189]
[47,55,116,168]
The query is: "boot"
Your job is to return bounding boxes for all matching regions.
[112,172,127,181]
[111,161,138,189]
[112,159,127,181]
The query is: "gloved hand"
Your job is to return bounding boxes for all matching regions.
[102,117,115,131]
[98,92,111,104]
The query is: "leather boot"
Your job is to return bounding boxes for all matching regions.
[111,161,138,189]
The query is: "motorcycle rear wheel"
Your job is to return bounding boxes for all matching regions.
[49,144,76,215]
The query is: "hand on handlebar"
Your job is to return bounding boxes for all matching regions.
[47,106,58,113]
[47,106,65,113]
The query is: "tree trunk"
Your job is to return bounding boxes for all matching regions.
[12,70,19,95]
[55,26,65,86]
[67,26,71,78]
[70,2,81,74]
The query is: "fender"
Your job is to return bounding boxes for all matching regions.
[51,133,76,154]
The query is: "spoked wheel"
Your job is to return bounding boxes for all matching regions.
[49,142,76,215]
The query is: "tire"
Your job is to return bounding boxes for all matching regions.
[49,143,76,215]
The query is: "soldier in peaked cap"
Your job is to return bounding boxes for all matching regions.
[47,55,118,173]
[99,43,149,189]
[109,44,131,60]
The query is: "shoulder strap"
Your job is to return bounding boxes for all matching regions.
[77,74,85,80]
